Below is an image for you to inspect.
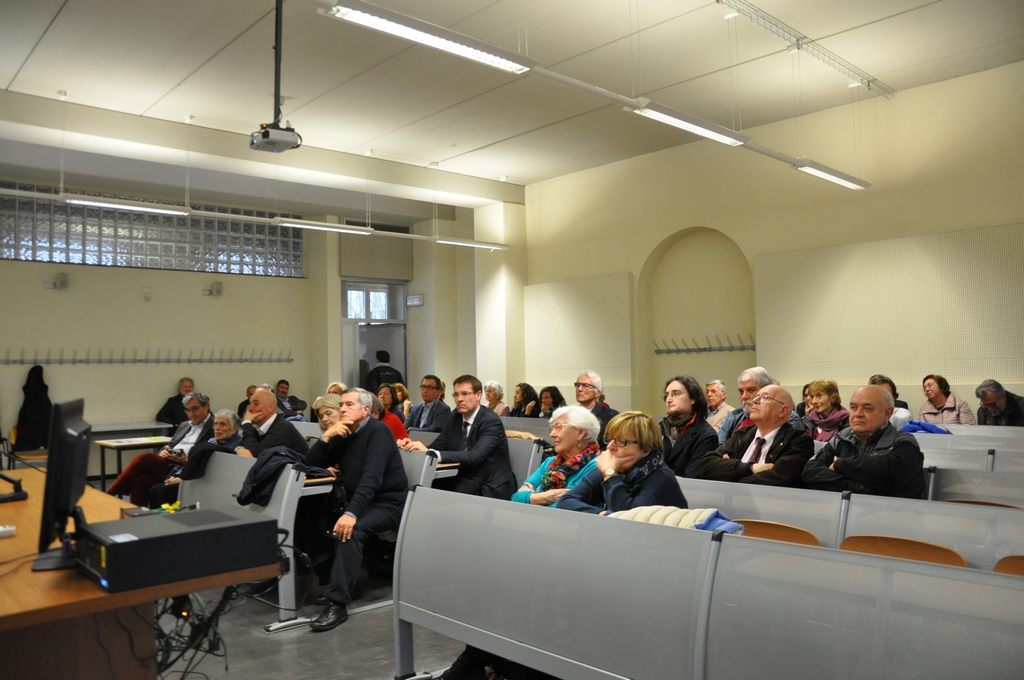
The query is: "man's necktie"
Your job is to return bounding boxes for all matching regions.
[455,420,470,451]
[751,437,766,464]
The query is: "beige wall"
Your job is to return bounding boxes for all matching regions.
[524,61,1024,406]
[0,258,310,428]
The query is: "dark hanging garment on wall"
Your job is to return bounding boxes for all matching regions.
[14,365,52,451]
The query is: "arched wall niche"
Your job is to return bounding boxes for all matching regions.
[635,227,756,413]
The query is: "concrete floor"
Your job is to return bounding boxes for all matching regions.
[162,575,464,680]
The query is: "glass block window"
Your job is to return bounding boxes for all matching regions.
[0,181,304,278]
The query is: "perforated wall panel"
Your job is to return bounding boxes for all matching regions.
[755,222,1024,386]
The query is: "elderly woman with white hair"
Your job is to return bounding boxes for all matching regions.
[483,380,511,417]
[511,405,602,506]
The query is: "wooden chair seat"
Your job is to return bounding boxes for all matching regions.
[735,519,820,546]
[944,498,1023,510]
[840,534,967,567]
[6,425,49,470]
[994,555,1024,576]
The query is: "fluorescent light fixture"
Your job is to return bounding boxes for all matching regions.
[724,11,739,19]
[272,216,373,235]
[61,194,190,216]
[628,99,749,147]
[848,82,861,89]
[794,160,870,190]
[58,90,68,101]
[318,1,537,74]
[435,237,509,251]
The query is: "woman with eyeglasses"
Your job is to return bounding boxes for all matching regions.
[511,406,601,506]
[918,373,975,425]
[556,411,687,515]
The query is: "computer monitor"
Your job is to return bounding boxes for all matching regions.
[33,398,92,572]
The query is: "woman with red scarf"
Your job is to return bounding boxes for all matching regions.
[803,379,850,442]
[511,405,601,506]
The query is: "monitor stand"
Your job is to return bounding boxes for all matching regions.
[32,506,87,572]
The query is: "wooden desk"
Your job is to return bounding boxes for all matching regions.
[0,468,278,679]
[92,437,172,491]
[91,422,174,438]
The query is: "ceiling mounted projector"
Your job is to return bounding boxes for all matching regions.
[250,122,302,153]
[250,0,302,153]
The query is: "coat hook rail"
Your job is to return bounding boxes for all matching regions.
[654,333,756,355]
[2,348,294,366]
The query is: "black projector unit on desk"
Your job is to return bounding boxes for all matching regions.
[76,506,278,592]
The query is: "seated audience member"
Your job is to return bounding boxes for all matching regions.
[717,367,805,445]
[405,374,452,432]
[304,388,408,632]
[364,350,404,394]
[483,381,511,416]
[512,406,601,506]
[237,384,257,419]
[508,382,541,418]
[149,409,242,508]
[868,374,910,409]
[439,380,447,402]
[803,379,850,442]
[156,377,194,426]
[919,374,975,425]
[575,370,619,441]
[536,386,567,419]
[237,386,309,457]
[326,381,347,396]
[803,385,925,498]
[975,379,1024,427]
[699,386,813,486]
[557,411,687,514]
[662,376,719,478]
[399,375,516,499]
[376,383,405,420]
[393,382,412,420]
[705,379,734,431]
[371,394,408,441]
[795,383,812,419]
[110,392,213,506]
[276,379,308,420]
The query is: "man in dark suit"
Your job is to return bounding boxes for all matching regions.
[698,385,813,486]
[237,386,309,457]
[365,350,404,394]
[275,379,308,420]
[399,374,515,499]
[575,370,618,442]
[405,374,452,432]
[156,376,194,426]
[306,388,408,632]
[109,392,214,506]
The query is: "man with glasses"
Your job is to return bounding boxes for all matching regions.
[717,366,805,445]
[109,392,214,506]
[405,374,452,433]
[974,379,1024,427]
[698,385,813,486]
[575,370,618,442]
[399,374,515,499]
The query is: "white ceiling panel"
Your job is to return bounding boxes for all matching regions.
[0,0,65,89]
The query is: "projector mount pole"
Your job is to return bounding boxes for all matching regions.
[273,0,283,126]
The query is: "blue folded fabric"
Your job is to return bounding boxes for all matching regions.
[902,420,951,434]
[696,510,745,534]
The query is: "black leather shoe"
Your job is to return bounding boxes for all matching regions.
[309,602,348,632]
[439,648,486,680]
[313,594,329,606]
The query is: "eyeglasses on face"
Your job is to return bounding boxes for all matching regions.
[549,423,576,432]
[574,382,596,390]
[452,391,476,399]
[185,405,206,413]
[751,394,784,406]
[603,436,638,447]
[420,384,439,390]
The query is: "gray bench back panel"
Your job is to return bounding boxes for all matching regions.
[501,416,552,440]
[397,487,713,680]
[992,451,1024,473]
[408,430,438,445]
[178,452,256,508]
[916,432,1024,454]
[706,533,1024,680]
[507,438,542,488]
[398,449,437,489]
[676,477,845,547]
[946,424,1024,439]
[931,468,1024,506]
[289,421,322,439]
[844,493,1024,570]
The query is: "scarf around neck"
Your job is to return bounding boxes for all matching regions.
[660,412,696,446]
[809,405,849,441]
[540,441,600,491]
[620,451,664,497]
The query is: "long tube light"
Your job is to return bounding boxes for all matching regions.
[627,99,749,147]
[794,160,870,190]
[60,194,190,216]
[315,0,537,75]
[273,216,373,235]
[435,236,509,252]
